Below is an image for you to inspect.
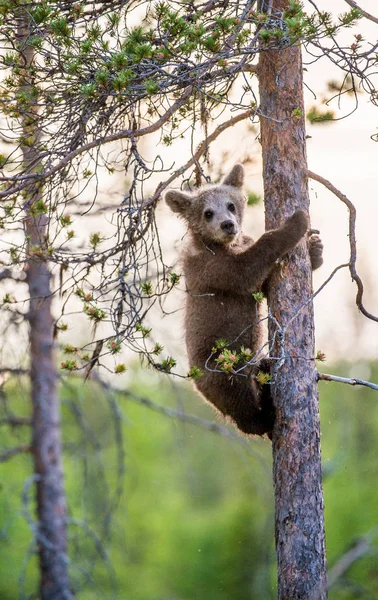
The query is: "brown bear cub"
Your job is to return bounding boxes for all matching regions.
[165,164,323,438]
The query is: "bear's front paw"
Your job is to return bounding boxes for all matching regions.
[285,210,309,238]
[308,233,323,270]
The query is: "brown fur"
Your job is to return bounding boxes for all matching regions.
[165,164,323,437]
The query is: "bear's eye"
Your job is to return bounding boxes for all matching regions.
[204,209,214,220]
[228,203,235,213]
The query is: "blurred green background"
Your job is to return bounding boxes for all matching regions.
[1,362,378,599]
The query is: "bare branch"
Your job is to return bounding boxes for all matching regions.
[317,371,378,391]
[0,368,29,376]
[0,269,26,282]
[0,444,31,462]
[115,387,247,439]
[93,376,264,446]
[308,170,378,323]
[0,416,32,426]
[327,527,378,588]
[344,0,378,25]
[0,86,194,197]
[240,64,258,74]
[147,107,254,206]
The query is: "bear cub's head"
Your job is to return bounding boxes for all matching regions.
[165,164,246,245]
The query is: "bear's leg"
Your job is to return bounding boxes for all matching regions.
[195,371,274,437]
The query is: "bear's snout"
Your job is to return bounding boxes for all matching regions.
[221,220,235,234]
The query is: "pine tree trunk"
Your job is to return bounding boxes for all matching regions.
[258,2,327,598]
[26,218,72,600]
[18,9,72,599]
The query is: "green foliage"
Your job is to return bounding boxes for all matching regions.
[135,322,152,338]
[145,79,159,95]
[83,304,106,322]
[89,232,103,250]
[283,0,304,20]
[292,107,303,118]
[80,39,93,54]
[107,339,121,355]
[159,356,177,372]
[50,17,70,39]
[66,59,81,75]
[94,69,109,86]
[252,292,264,303]
[60,359,78,370]
[30,199,48,216]
[214,338,229,350]
[9,247,19,264]
[2,292,15,304]
[187,365,203,379]
[215,348,240,373]
[112,68,134,91]
[30,4,52,24]
[256,371,272,385]
[62,344,77,355]
[27,35,43,50]
[140,281,153,296]
[339,7,362,27]
[247,191,262,206]
[80,83,96,99]
[307,105,336,124]
[59,214,72,227]
[169,272,181,285]
[151,343,164,355]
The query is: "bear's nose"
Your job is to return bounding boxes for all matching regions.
[221,220,235,233]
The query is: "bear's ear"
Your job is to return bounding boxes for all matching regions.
[164,189,192,217]
[222,164,244,189]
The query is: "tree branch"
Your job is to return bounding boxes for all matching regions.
[0,269,26,282]
[307,169,378,323]
[0,86,194,198]
[147,107,254,206]
[327,527,378,589]
[93,376,260,445]
[114,387,248,440]
[317,371,378,391]
[0,368,29,376]
[344,0,378,25]
[0,444,31,462]
[0,416,32,426]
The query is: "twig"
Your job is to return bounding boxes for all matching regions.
[327,527,378,588]
[0,444,31,462]
[0,416,32,426]
[0,368,29,375]
[0,269,26,282]
[93,376,257,443]
[118,387,247,439]
[0,86,194,197]
[343,0,378,25]
[91,380,271,469]
[307,170,378,323]
[285,263,349,330]
[317,371,378,391]
[148,107,254,206]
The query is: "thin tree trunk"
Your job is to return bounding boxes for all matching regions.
[258,2,327,598]
[18,9,72,600]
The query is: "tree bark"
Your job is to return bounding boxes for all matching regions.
[258,2,327,599]
[18,10,73,600]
